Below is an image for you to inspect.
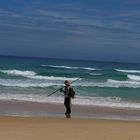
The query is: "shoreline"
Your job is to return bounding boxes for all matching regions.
[0,100,140,120]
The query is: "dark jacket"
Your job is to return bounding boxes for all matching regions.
[60,86,75,98]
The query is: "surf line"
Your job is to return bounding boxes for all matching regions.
[47,71,94,97]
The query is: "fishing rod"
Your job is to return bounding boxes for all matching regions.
[47,71,93,97]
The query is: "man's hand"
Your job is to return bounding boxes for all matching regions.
[59,88,63,92]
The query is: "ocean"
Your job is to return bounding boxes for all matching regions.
[0,55,140,119]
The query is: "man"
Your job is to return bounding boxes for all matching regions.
[60,80,75,118]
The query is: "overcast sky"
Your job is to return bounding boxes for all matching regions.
[0,0,140,63]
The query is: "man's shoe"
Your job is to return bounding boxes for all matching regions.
[66,114,71,118]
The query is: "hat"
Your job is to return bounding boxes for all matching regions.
[64,80,70,84]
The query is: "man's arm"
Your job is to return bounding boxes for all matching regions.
[60,88,64,92]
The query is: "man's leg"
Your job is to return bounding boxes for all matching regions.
[66,98,71,118]
[64,98,71,118]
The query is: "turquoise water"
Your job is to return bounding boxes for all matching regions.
[0,55,140,109]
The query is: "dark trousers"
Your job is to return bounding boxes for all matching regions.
[64,97,71,115]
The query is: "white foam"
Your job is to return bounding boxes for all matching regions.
[128,74,140,81]
[1,77,140,88]
[1,69,36,76]
[90,73,102,76]
[0,69,78,81]
[41,65,97,71]
[82,67,96,71]
[0,79,62,88]
[70,96,140,109]
[107,96,121,101]
[28,75,78,81]
[107,79,140,88]
[116,69,140,74]
[42,65,79,69]
[0,93,140,109]
[74,79,140,88]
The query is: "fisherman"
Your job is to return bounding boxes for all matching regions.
[60,80,75,118]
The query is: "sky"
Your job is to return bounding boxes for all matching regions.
[0,0,140,63]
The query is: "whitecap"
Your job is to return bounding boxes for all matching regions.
[127,74,140,81]
[41,65,97,71]
[0,69,79,81]
[0,69,36,76]
[107,79,140,88]
[116,69,140,74]
[28,75,78,81]
[41,65,79,69]
[0,78,61,88]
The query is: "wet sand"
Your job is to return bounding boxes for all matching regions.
[0,100,140,120]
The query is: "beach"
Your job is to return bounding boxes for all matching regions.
[0,56,140,139]
[0,115,140,140]
[0,101,140,140]
[1,0,140,138]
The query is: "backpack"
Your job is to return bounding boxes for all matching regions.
[69,87,75,99]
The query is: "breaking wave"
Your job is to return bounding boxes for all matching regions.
[1,78,140,88]
[0,69,36,76]
[1,69,140,88]
[41,65,79,69]
[28,75,78,81]
[41,65,97,71]
[0,93,140,109]
[127,74,140,81]
[107,79,140,88]
[0,79,62,88]
[0,69,78,81]
[116,69,140,74]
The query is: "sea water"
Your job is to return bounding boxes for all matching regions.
[0,55,140,118]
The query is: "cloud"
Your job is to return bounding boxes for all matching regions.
[1,1,138,34]
[0,8,22,21]
[33,1,140,35]
[0,0,140,63]
[0,8,17,17]
[38,9,73,19]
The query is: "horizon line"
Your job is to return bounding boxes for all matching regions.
[0,54,140,65]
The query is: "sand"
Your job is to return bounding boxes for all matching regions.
[0,116,140,140]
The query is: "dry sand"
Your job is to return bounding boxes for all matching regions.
[0,116,140,140]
